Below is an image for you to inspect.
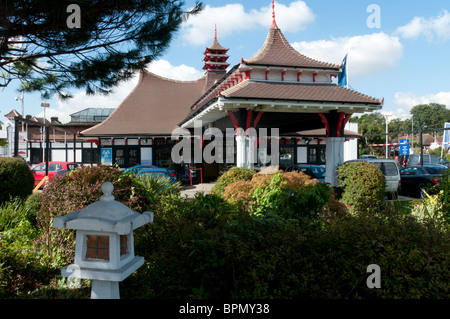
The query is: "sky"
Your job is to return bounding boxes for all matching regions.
[1,0,450,124]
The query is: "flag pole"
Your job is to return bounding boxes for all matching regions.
[346,53,349,89]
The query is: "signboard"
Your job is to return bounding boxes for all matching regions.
[399,139,410,155]
[443,123,450,148]
[101,148,113,166]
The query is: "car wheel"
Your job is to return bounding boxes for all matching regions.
[420,188,430,199]
[386,191,398,200]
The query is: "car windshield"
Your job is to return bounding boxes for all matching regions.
[425,166,442,174]
[401,167,424,175]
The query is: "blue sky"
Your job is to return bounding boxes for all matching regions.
[2,0,450,124]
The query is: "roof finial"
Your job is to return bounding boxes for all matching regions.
[271,0,277,28]
[214,24,217,41]
[272,0,275,21]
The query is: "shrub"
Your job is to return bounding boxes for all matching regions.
[36,165,156,265]
[210,167,255,196]
[435,169,450,225]
[122,194,449,299]
[337,161,386,213]
[222,171,333,223]
[23,192,42,227]
[0,157,34,203]
[136,174,182,196]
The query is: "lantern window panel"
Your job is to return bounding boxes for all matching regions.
[85,235,110,261]
[120,235,129,257]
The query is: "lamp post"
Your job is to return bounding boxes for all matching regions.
[41,102,49,141]
[15,90,24,130]
[385,114,391,159]
[41,103,50,171]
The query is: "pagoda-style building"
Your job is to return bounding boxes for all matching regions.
[202,25,230,73]
[82,1,382,185]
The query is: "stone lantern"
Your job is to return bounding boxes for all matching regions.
[53,182,153,299]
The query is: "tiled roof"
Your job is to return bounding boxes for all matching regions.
[220,80,381,105]
[205,39,229,52]
[242,25,339,70]
[81,69,214,136]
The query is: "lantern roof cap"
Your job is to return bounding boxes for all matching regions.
[53,182,153,234]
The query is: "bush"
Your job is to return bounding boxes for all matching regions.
[122,194,449,299]
[0,157,34,203]
[36,165,156,265]
[210,167,255,196]
[136,174,182,196]
[223,171,334,223]
[337,161,386,213]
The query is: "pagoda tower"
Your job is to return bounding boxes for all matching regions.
[202,25,230,73]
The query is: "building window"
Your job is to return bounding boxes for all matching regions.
[115,149,125,166]
[85,235,110,260]
[307,146,326,165]
[82,148,99,163]
[128,149,139,166]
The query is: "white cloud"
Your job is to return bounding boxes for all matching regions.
[147,60,203,81]
[291,32,403,77]
[394,91,450,110]
[181,1,315,45]
[46,60,203,123]
[395,10,450,41]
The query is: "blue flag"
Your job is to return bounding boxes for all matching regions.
[338,54,348,87]
[443,122,450,147]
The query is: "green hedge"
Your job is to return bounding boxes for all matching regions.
[337,161,386,213]
[0,157,34,203]
[122,194,449,299]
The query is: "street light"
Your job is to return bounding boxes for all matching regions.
[15,90,24,131]
[41,103,49,136]
[384,114,391,159]
[41,103,50,171]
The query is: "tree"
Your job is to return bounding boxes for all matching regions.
[411,103,450,130]
[353,112,385,156]
[0,0,203,99]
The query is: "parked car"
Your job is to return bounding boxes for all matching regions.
[406,154,441,166]
[399,165,442,198]
[344,159,401,199]
[123,164,177,181]
[285,165,326,182]
[30,161,78,187]
[359,155,378,159]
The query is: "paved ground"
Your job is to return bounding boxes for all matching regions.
[180,183,215,198]
[179,183,419,202]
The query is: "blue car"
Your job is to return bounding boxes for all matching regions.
[123,164,177,181]
[285,165,326,182]
[136,168,177,183]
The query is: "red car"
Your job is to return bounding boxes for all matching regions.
[30,161,78,187]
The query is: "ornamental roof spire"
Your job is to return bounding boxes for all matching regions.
[271,0,277,29]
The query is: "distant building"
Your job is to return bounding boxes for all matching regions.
[3,108,114,165]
